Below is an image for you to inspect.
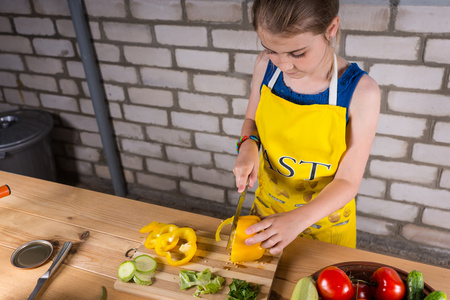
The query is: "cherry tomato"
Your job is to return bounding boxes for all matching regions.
[352,281,373,300]
[317,266,355,300]
[371,267,405,300]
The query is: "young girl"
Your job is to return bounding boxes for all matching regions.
[233,0,380,255]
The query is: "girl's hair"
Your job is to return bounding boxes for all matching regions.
[252,0,339,38]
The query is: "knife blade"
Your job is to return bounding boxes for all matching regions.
[27,241,72,300]
[226,184,248,250]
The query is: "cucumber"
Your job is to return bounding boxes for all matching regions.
[407,270,424,300]
[133,271,153,286]
[134,254,157,273]
[290,276,318,300]
[117,261,136,282]
[424,291,447,300]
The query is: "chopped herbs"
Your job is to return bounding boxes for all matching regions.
[227,278,260,300]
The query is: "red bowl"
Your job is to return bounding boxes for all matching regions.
[311,261,435,298]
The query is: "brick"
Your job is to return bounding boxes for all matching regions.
[103,22,151,43]
[65,144,100,162]
[19,74,58,92]
[146,158,190,179]
[57,158,93,175]
[94,43,120,62]
[228,188,255,208]
[14,17,55,36]
[0,16,12,33]
[186,0,242,22]
[423,208,450,230]
[369,64,444,90]
[0,71,17,87]
[33,38,74,57]
[146,126,191,147]
[222,117,243,136]
[137,172,177,192]
[123,104,168,126]
[80,132,102,148]
[391,183,450,210]
[376,114,427,138]
[192,167,235,188]
[214,153,236,172]
[84,0,126,17]
[234,53,257,74]
[388,91,450,117]
[128,87,174,107]
[40,93,78,112]
[121,153,144,170]
[34,0,70,15]
[25,56,63,74]
[0,0,31,14]
[66,61,85,78]
[121,139,163,158]
[112,120,144,139]
[425,39,450,64]
[175,49,229,72]
[357,196,419,222]
[358,177,387,198]
[0,54,24,71]
[99,64,138,84]
[195,132,236,155]
[396,6,450,33]
[0,35,33,53]
[412,143,450,167]
[124,46,172,67]
[140,67,188,90]
[370,159,437,184]
[180,181,225,203]
[339,3,390,31]
[155,25,207,47]
[232,97,249,115]
[82,82,125,101]
[56,19,101,40]
[345,35,420,60]
[356,215,396,236]
[440,169,450,189]
[212,30,260,51]
[178,92,228,114]
[370,136,408,158]
[166,146,212,166]
[60,113,99,132]
[193,74,247,96]
[3,88,39,106]
[172,112,219,133]
[402,224,450,249]
[130,0,182,20]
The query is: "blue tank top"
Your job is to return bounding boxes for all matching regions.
[261,60,367,121]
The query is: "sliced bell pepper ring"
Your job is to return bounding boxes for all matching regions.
[155,227,197,266]
[139,221,159,233]
[215,215,265,263]
[144,223,178,249]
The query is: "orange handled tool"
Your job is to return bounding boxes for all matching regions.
[0,185,11,198]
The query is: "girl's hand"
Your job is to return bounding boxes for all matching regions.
[233,140,260,193]
[244,210,304,255]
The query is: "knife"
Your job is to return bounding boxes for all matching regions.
[226,184,249,250]
[27,241,73,300]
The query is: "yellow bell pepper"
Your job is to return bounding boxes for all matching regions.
[155,227,197,266]
[216,215,265,263]
[144,223,178,249]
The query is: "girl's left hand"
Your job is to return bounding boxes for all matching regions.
[244,210,304,255]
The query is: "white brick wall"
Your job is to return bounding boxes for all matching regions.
[1,0,450,257]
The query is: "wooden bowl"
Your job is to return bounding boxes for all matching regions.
[311,261,435,298]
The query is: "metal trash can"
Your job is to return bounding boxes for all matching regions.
[0,109,56,181]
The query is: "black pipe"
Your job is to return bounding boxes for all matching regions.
[67,0,126,196]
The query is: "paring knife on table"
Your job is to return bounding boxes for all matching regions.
[226,184,249,250]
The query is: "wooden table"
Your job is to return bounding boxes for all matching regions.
[1,171,449,299]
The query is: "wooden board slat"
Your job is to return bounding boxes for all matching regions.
[114,230,280,299]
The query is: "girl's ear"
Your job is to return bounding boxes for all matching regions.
[326,16,340,40]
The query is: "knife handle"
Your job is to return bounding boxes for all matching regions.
[48,241,72,277]
[0,185,11,198]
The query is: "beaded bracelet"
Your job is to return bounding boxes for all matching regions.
[236,135,261,153]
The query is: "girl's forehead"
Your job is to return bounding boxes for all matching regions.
[258,28,319,50]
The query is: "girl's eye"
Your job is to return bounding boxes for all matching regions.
[290,52,305,58]
[265,49,276,55]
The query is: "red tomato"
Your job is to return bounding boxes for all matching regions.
[371,267,405,300]
[317,266,355,300]
[352,281,372,300]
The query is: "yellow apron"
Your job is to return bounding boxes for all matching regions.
[252,55,356,248]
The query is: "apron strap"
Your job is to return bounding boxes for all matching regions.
[268,68,281,90]
[328,54,338,106]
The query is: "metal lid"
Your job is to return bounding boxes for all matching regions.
[0,109,53,152]
[10,240,54,269]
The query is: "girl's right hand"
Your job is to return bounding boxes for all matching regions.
[233,140,260,193]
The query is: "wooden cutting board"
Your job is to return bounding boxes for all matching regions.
[114,230,281,299]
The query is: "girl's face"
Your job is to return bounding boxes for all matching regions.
[257,28,331,80]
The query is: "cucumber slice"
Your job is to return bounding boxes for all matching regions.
[134,254,157,273]
[117,261,136,282]
[133,271,153,286]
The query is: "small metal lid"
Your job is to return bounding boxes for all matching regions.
[10,240,54,269]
